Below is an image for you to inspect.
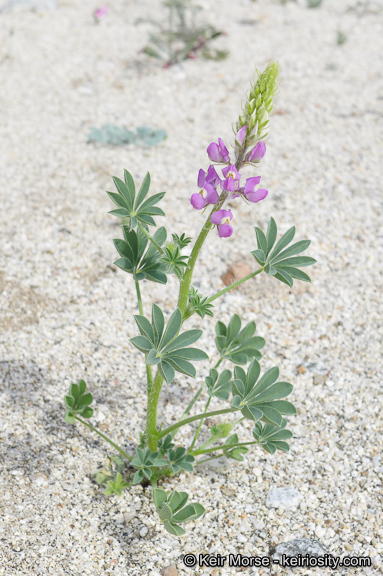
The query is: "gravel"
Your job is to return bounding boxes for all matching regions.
[0,0,382,575]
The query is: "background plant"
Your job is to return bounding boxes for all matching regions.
[65,61,316,536]
[137,0,228,67]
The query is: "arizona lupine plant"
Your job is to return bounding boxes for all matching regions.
[64,61,316,536]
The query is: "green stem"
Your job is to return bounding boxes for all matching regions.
[158,407,237,440]
[233,416,245,426]
[137,222,164,254]
[135,280,153,391]
[192,440,259,457]
[188,396,211,453]
[146,370,164,451]
[195,454,224,466]
[75,416,133,461]
[206,267,264,304]
[177,194,227,315]
[169,382,205,439]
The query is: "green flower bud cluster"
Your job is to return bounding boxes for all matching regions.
[236,60,280,145]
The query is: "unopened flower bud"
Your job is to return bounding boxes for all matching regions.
[247,141,266,162]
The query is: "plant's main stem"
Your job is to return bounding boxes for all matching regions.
[146,370,164,451]
[144,144,250,455]
[177,194,227,315]
[135,280,153,392]
[75,416,133,461]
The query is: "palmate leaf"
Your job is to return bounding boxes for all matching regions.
[253,419,293,454]
[205,368,232,401]
[230,359,296,426]
[130,304,208,384]
[186,286,215,319]
[171,232,192,250]
[215,314,265,365]
[166,447,195,474]
[131,447,168,484]
[113,226,168,284]
[223,434,249,461]
[64,379,94,424]
[251,217,316,287]
[102,472,130,496]
[160,245,189,280]
[153,488,205,536]
[107,170,166,230]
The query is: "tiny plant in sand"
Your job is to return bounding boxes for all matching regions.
[137,0,228,67]
[65,61,316,536]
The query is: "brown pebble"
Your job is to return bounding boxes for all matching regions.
[297,365,307,374]
[162,565,178,576]
[221,261,252,286]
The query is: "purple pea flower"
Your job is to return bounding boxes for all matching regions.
[246,141,266,163]
[205,164,222,188]
[242,176,268,203]
[190,168,219,210]
[94,5,109,18]
[222,164,241,193]
[210,209,234,238]
[207,138,230,163]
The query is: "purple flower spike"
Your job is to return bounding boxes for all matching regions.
[236,125,247,145]
[247,141,266,163]
[243,176,268,203]
[222,164,241,192]
[210,209,233,238]
[207,138,230,163]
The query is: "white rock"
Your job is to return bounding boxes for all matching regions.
[266,487,302,509]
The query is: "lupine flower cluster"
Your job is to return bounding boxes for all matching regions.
[190,134,267,237]
[189,56,278,239]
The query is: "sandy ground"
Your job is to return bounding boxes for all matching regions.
[0,0,382,574]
